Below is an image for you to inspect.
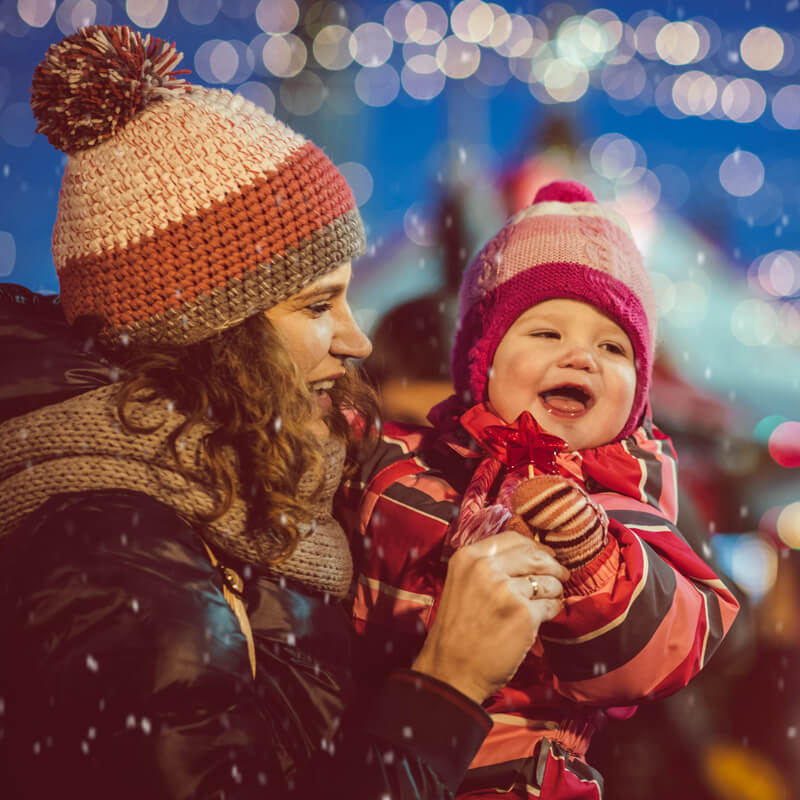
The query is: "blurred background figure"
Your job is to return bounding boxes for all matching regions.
[2,1,799,798]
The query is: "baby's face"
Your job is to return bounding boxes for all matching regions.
[487,298,636,451]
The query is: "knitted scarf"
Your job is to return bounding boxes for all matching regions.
[0,384,353,597]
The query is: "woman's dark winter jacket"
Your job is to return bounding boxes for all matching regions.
[0,284,490,799]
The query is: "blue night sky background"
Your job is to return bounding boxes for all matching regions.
[1,0,799,443]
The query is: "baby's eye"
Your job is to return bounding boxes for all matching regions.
[531,330,560,339]
[601,341,626,356]
[307,301,333,317]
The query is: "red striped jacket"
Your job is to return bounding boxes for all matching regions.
[336,409,739,798]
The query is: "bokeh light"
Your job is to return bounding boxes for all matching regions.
[384,0,414,43]
[672,70,717,116]
[730,298,778,346]
[635,15,667,60]
[655,21,700,65]
[740,26,784,71]
[350,22,393,67]
[720,78,766,123]
[17,0,56,27]
[495,14,535,58]
[755,250,800,298]
[56,0,111,34]
[178,0,220,26]
[451,0,494,44]
[0,231,16,277]
[125,0,167,28]
[406,1,448,45]
[753,415,788,444]
[279,70,326,115]
[254,0,298,34]
[590,132,638,179]
[483,3,512,48]
[601,60,646,101]
[313,25,353,71]
[772,85,800,129]
[261,34,307,78]
[236,81,276,114]
[718,150,764,197]
[337,161,373,207]
[193,39,248,84]
[404,42,438,74]
[724,534,778,599]
[556,15,610,68]
[776,502,800,548]
[354,64,400,106]
[436,36,481,79]
[768,421,800,468]
[401,63,446,99]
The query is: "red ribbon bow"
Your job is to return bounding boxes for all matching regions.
[480,411,565,474]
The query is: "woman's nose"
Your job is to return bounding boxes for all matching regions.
[334,307,372,360]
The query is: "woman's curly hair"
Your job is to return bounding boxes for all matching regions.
[112,313,379,565]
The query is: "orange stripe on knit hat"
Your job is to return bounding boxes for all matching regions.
[31,25,365,348]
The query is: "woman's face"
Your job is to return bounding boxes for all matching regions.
[487,298,637,451]
[265,261,371,440]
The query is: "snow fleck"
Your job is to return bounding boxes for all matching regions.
[286,632,296,646]
[402,725,413,739]
[88,726,96,740]
[273,415,282,433]
[32,741,40,755]
[788,726,797,739]
[81,740,89,755]
[232,763,242,783]
[126,714,136,729]
[130,598,139,613]
[141,717,151,735]
[86,654,99,673]
[383,749,395,764]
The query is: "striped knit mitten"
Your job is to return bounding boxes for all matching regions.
[511,475,608,571]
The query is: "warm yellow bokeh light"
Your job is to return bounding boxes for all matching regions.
[740,26,784,71]
[777,503,800,549]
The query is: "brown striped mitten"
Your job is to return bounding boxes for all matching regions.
[511,475,608,571]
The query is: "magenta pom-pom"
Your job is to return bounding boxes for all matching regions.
[31,25,190,154]
[533,180,596,205]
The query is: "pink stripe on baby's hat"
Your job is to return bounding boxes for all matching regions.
[491,215,646,292]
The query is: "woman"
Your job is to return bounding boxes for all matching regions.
[0,26,566,799]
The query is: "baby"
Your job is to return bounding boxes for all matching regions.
[338,181,739,799]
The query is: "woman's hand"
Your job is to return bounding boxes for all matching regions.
[412,530,569,705]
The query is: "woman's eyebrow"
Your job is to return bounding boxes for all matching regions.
[291,282,347,305]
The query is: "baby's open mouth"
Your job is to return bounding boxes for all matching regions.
[540,385,594,415]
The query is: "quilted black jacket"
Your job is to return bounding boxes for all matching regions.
[0,284,490,799]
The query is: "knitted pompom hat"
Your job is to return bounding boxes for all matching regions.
[31,26,365,348]
[451,180,657,441]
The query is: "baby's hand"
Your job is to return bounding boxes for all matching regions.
[511,475,608,571]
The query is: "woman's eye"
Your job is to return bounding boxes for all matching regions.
[307,301,332,316]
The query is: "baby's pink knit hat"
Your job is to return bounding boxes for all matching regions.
[451,180,657,441]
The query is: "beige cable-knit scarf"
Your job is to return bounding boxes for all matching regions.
[0,384,353,597]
